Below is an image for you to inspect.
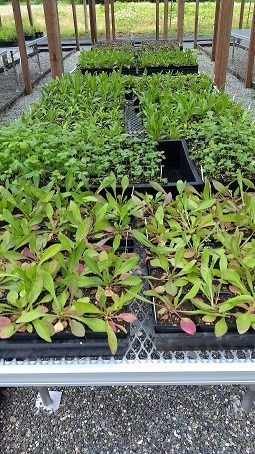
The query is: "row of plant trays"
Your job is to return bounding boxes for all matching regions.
[0,32,44,47]
[79,65,198,76]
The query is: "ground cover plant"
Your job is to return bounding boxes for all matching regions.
[0,2,252,38]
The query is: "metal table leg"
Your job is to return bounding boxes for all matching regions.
[36,387,62,412]
[232,36,236,61]
[10,51,20,89]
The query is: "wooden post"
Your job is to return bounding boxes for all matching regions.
[163,0,168,40]
[104,0,111,41]
[211,0,221,62]
[43,0,63,78]
[239,0,246,28]
[193,0,199,49]
[26,0,34,27]
[156,0,159,41]
[214,0,234,90]
[0,14,2,27]
[88,0,97,44]
[12,0,32,94]
[83,0,89,32]
[71,0,80,51]
[177,0,184,46]
[110,0,115,42]
[245,2,255,88]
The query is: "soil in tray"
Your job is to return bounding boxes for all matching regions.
[154,300,199,333]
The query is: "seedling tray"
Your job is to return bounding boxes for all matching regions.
[0,329,130,360]
[79,67,137,75]
[0,40,18,47]
[138,65,198,75]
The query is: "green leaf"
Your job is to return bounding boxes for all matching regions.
[28,273,44,304]
[32,319,52,342]
[16,308,45,323]
[106,321,118,355]
[149,181,166,194]
[73,300,102,313]
[70,200,82,223]
[70,319,85,337]
[219,295,253,312]
[46,203,54,220]
[236,313,252,335]
[84,255,102,277]
[83,317,106,332]
[0,322,15,339]
[39,244,62,265]
[118,275,141,286]
[7,290,18,305]
[76,219,90,244]
[194,199,216,212]
[214,318,228,337]
[39,269,56,299]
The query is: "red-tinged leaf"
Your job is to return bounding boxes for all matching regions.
[21,247,36,260]
[180,317,196,335]
[31,224,40,231]
[77,263,84,274]
[117,313,136,323]
[108,320,117,332]
[103,226,115,233]
[0,323,15,339]
[38,305,49,314]
[70,319,85,337]
[163,192,172,206]
[0,316,11,328]
[99,245,111,251]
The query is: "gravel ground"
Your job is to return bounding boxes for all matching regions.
[1,385,255,454]
[0,50,76,122]
[1,48,255,454]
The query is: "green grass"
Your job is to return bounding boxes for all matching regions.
[0,2,252,38]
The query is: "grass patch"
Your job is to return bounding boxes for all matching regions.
[0,1,252,38]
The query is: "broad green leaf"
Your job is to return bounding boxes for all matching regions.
[70,200,82,223]
[73,300,101,313]
[106,321,118,355]
[117,275,141,286]
[214,318,228,337]
[219,295,253,313]
[39,244,62,265]
[236,313,252,335]
[16,308,45,323]
[46,203,54,220]
[7,290,18,305]
[0,322,15,339]
[149,181,166,193]
[39,269,56,299]
[32,319,52,342]
[28,273,44,304]
[84,255,102,277]
[194,199,216,212]
[83,317,106,332]
[70,319,85,337]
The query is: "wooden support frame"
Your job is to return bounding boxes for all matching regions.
[83,0,89,33]
[239,0,246,29]
[214,0,234,90]
[163,0,168,40]
[71,0,80,51]
[26,0,33,27]
[245,1,255,88]
[110,0,116,41]
[88,0,97,44]
[104,0,111,41]
[12,0,32,95]
[193,0,199,49]
[43,0,63,78]
[156,0,160,41]
[211,0,221,62]
[177,0,185,46]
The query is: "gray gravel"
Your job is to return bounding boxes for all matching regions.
[0,385,254,453]
[198,48,255,115]
[0,50,78,124]
[1,47,255,454]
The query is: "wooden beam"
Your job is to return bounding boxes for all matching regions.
[104,0,111,41]
[12,0,32,95]
[88,0,97,44]
[193,0,199,49]
[211,0,221,62]
[156,0,160,40]
[26,0,33,27]
[245,1,255,88]
[110,0,116,42]
[177,0,184,46]
[239,0,246,28]
[214,0,234,90]
[43,0,63,78]
[163,0,168,40]
[83,0,89,33]
[71,0,80,51]
[0,14,2,27]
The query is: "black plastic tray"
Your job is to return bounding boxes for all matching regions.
[79,67,137,75]
[0,328,130,360]
[138,65,198,75]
